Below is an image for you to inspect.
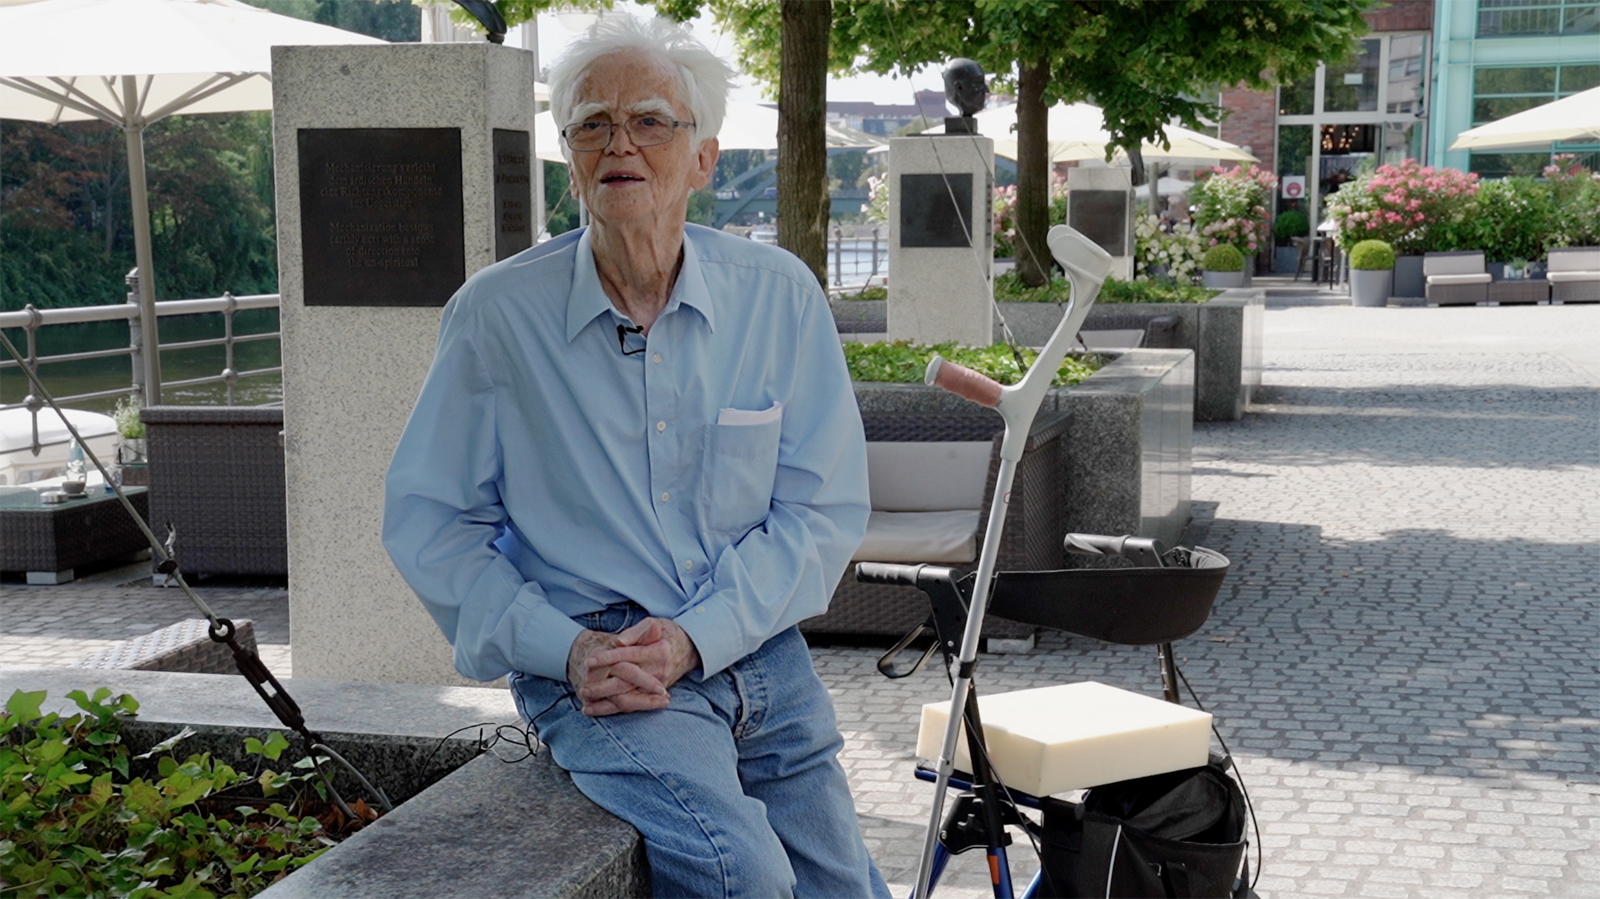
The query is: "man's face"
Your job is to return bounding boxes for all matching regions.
[567,48,719,229]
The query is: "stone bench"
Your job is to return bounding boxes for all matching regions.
[0,668,648,899]
[72,618,255,674]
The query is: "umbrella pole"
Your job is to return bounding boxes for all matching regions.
[121,77,161,406]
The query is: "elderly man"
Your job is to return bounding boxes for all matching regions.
[383,15,889,899]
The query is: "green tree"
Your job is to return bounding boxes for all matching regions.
[676,0,1371,287]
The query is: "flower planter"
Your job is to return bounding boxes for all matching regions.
[1392,254,1425,298]
[0,667,650,899]
[1350,268,1392,307]
[1203,270,1245,289]
[1274,246,1300,274]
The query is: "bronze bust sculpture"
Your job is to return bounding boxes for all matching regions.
[941,58,987,134]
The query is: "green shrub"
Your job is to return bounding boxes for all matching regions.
[1201,244,1245,272]
[844,341,1103,387]
[1348,239,1396,270]
[1273,210,1309,243]
[1097,278,1219,304]
[0,688,361,898]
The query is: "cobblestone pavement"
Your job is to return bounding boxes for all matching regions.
[3,284,1596,898]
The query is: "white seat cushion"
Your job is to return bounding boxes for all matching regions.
[1546,270,1600,283]
[853,509,982,564]
[1427,272,1491,285]
[867,441,991,512]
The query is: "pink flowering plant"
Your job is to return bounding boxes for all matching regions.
[1544,156,1600,248]
[1187,164,1277,257]
[1325,159,1479,254]
[992,172,1068,259]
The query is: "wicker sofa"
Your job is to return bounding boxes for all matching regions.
[141,405,287,578]
[1424,250,1491,306]
[1547,247,1600,304]
[800,410,1069,644]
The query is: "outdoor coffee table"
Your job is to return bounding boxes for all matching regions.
[1489,278,1548,305]
[0,487,149,584]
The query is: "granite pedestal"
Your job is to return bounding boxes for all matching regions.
[272,42,537,685]
[887,135,994,346]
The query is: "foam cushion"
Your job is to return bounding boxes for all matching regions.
[853,509,981,563]
[1546,270,1600,283]
[918,681,1214,796]
[1427,273,1491,285]
[867,441,991,512]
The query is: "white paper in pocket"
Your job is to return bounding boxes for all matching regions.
[716,401,782,427]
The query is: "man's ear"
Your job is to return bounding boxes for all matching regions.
[690,136,719,192]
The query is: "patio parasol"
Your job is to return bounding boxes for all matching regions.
[534,100,885,162]
[0,0,386,405]
[1449,85,1600,151]
[936,101,1256,164]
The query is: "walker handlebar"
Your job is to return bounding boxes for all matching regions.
[924,356,1003,408]
[1064,532,1168,568]
[855,562,925,587]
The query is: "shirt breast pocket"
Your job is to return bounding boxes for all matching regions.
[700,415,782,537]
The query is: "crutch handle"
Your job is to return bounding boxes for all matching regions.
[855,562,925,586]
[925,355,1003,408]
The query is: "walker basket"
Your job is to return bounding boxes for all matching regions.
[985,546,1230,646]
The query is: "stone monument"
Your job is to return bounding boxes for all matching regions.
[272,42,536,685]
[887,59,994,347]
[1067,166,1136,281]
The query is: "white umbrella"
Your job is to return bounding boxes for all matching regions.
[0,0,385,404]
[1133,176,1194,199]
[945,102,1255,164]
[1449,85,1600,151]
[534,100,883,162]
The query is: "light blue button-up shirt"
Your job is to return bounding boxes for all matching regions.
[383,224,868,684]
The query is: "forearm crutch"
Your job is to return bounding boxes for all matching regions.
[911,225,1113,899]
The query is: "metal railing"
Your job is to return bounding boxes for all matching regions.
[0,271,281,411]
[830,225,888,290]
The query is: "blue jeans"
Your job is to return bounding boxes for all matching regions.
[509,604,889,899]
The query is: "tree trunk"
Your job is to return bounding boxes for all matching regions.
[777,0,831,288]
[1014,58,1050,288]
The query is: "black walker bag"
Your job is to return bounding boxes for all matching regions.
[1037,754,1248,898]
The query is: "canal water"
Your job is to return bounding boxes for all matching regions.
[1,308,282,415]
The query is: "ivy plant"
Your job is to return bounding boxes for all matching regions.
[0,688,367,899]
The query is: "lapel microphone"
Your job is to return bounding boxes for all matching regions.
[616,323,646,356]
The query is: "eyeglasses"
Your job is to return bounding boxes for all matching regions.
[561,115,695,152]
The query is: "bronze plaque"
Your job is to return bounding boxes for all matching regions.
[298,128,465,307]
[493,129,534,260]
[900,173,973,248]
[1069,189,1131,257]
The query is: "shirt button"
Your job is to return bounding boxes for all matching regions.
[695,607,706,615]
[656,420,667,433]
[660,492,670,503]
[652,353,663,364]
[683,559,694,570]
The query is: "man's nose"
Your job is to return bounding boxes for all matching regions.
[606,124,640,154]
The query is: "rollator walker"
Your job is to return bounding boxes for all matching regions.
[859,226,1251,899]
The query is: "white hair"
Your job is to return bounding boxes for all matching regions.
[547,15,733,160]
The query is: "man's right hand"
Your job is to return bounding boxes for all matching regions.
[567,628,670,717]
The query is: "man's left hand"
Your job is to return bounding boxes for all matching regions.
[577,617,700,716]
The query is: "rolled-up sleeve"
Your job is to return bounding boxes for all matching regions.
[382,296,584,683]
[674,292,870,676]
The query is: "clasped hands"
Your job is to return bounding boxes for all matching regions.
[566,617,700,717]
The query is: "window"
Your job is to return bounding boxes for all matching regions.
[1478,0,1600,36]
[1472,64,1600,126]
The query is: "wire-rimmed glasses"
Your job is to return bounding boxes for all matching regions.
[562,115,695,152]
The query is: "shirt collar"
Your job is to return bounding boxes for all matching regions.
[564,227,716,342]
